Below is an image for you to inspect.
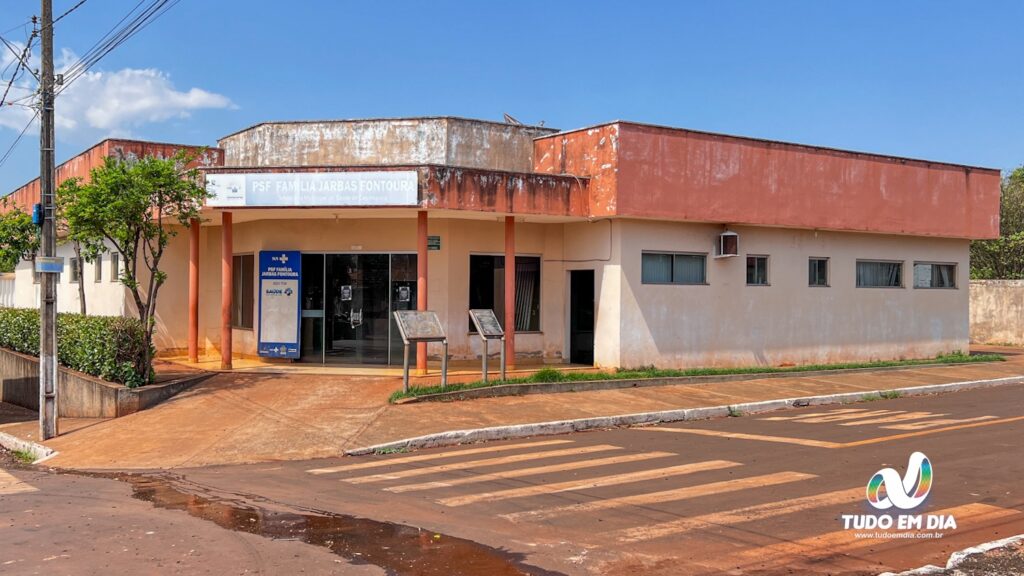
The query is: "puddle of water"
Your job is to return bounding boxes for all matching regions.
[113,473,562,576]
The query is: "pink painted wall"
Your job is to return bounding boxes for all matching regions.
[535,122,1001,240]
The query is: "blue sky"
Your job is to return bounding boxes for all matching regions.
[1,1,1021,192]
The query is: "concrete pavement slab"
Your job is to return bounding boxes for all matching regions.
[8,346,1023,470]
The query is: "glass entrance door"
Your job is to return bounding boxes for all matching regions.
[299,253,416,365]
[326,254,390,364]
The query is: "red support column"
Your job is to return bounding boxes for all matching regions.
[504,215,516,369]
[416,211,428,374]
[188,218,200,363]
[220,212,233,370]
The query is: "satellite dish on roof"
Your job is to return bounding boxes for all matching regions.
[503,113,523,125]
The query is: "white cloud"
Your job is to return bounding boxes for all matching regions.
[0,48,234,139]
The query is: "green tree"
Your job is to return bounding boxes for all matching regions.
[971,166,1024,279]
[60,151,209,380]
[0,198,40,273]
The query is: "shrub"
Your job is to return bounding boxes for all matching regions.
[0,308,151,387]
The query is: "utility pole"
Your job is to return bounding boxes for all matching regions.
[38,0,58,440]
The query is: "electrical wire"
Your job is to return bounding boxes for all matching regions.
[0,34,36,108]
[52,0,90,27]
[0,111,39,169]
[58,0,180,96]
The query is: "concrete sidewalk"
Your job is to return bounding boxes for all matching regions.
[3,346,1022,470]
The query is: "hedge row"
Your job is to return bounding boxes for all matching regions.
[0,307,150,387]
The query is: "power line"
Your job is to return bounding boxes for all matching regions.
[52,0,90,27]
[58,0,179,95]
[0,111,38,169]
[0,34,36,108]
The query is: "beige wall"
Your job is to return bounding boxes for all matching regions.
[611,220,969,368]
[969,280,1024,345]
[173,216,570,362]
[3,217,973,370]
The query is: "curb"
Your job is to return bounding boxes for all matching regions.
[878,533,1024,575]
[346,374,1024,455]
[394,360,1005,403]
[0,431,56,464]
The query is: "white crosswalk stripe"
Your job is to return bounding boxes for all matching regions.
[438,459,741,507]
[306,439,572,475]
[613,487,863,542]
[343,444,622,484]
[500,471,814,522]
[386,451,677,493]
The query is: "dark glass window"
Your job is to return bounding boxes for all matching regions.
[641,252,706,284]
[857,260,903,288]
[913,263,956,289]
[808,258,829,287]
[746,255,769,285]
[469,255,540,332]
[232,254,255,329]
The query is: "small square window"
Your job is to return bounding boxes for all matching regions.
[808,258,829,287]
[94,255,103,283]
[913,262,956,289]
[746,255,769,285]
[110,253,119,282]
[69,257,80,284]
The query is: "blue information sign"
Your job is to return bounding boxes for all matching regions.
[257,250,301,358]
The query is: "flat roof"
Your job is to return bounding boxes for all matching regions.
[5,138,219,196]
[218,116,558,142]
[536,120,1000,173]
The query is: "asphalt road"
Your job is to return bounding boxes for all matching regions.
[2,383,1023,575]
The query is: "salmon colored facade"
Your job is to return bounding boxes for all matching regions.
[534,122,1000,239]
[0,117,1002,372]
[4,139,224,212]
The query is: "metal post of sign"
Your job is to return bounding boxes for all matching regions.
[481,338,489,383]
[500,336,507,381]
[402,342,411,393]
[441,339,448,389]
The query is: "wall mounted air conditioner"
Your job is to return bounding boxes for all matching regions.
[715,230,738,259]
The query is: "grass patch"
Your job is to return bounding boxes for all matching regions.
[879,390,902,400]
[388,351,1004,403]
[13,449,35,464]
[373,445,409,455]
[861,393,882,402]
[727,406,744,417]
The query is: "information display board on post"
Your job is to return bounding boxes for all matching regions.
[393,310,448,392]
[258,251,301,358]
[469,309,505,382]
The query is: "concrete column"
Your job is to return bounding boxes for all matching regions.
[220,212,233,370]
[416,210,428,373]
[188,218,200,363]
[504,215,516,369]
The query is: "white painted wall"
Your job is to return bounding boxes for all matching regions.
[8,241,127,316]
[608,220,969,368]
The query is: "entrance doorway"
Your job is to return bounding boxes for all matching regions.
[299,253,417,365]
[569,269,595,365]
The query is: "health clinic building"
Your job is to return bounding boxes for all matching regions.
[2,117,1000,371]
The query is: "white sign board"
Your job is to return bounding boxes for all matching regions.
[206,171,418,207]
